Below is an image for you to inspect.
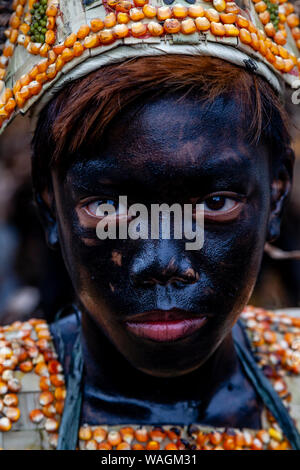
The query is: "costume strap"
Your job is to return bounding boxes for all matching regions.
[56,305,84,450]
[235,320,300,450]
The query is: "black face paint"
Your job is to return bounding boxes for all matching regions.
[50,92,271,427]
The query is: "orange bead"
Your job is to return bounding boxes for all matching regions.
[132,443,145,449]
[223,436,235,450]
[225,2,240,14]
[107,430,122,446]
[9,13,21,29]
[55,400,64,415]
[134,0,147,5]
[93,427,107,443]
[90,18,104,32]
[116,442,131,450]
[259,39,267,56]
[236,14,249,28]
[173,4,188,19]
[37,59,49,73]
[0,417,12,431]
[4,406,20,422]
[47,50,57,64]
[278,45,289,59]
[113,24,129,38]
[46,64,57,79]
[211,21,226,36]
[42,404,56,418]
[19,23,30,34]
[205,8,220,22]
[79,425,93,441]
[188,5,204,18]
[164,18,181,34]
[117,12,130,23]
[220,13,236,24]
[9,29,18,44]
[131,21,147,37]
[73,41,84,57]
[64,33,77,48]
[104,12,117,28]
[265,22,276,37]
[157,6,172,21]
[251,438,263,450]
[0,69,6,80]
[45,30,56,45]
[292,26,300,40]
[251,32,260,50]
[47,16,56,30]
[181,18,196,34]
[15,92,25,108]
[274,31,287,45]
[98,30,115,44]
[4,98,16,114]
[45,418,59,432]
[224,24,239,36]
[259,10,270,25]
[149,427,166,442]
[3,393,18,407]
[130,7,144,21]
[39,391,54,406]
[255,1,267,13]
[85,439,98,450]
[20,360,33,372]
[77,25,90,39]
[3,44,14,57]
[146,440,160,450]
[142,4,156,18]
[135,427,149,442]
[195,17,210,31]
[147,21,163,36]
[165,443,178,450]
[40,43,50,57]
[98,442,112,450]
[46,5,58,16]
[29,409,44,424]
[116,0,132,13]
[54,387,66,401]
[39,376,50,391]
[15,4,23,17]
[209,431,222,445]
[28,80,42,95]
[287,13,299,28]
[61,47,74,63]
[239,28,252,44]
[84,34,100,48]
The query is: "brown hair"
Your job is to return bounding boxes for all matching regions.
[32,54,291,192]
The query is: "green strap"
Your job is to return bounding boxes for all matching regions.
[56,305,84,450]
[234,322,300,450]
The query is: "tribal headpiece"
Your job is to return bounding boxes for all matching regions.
[0,0,299,132]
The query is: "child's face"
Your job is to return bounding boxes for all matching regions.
[50,93,273,377]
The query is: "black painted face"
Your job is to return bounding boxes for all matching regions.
[50,92,272,377]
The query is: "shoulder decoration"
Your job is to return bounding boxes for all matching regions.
[0,306,300,449]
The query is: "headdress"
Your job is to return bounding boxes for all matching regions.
[0,0,299,133]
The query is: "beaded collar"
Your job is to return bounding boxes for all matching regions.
[0,305,300,450]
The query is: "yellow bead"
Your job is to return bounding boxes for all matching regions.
[157,6,172,21]
[98,29,115,44]
[213,0,226,12]
[172,4,188,19]
[143,4,157,18]
[84,34,100,48]
[117,12,130,23]
[188,5,204,18]
[210,21,226,36]
[90,18,104,32]
[224,24,239,36]
[113,24,129,38]
[181,18,196,34]
[195,17,211,31]
[131,22,147,37]
[147,21,164,36]
[64,33,77,48]
[164,18,181,34]
[104,12,117,28]
[129,8,145,21]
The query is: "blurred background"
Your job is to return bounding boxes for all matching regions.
[0,3,300,326]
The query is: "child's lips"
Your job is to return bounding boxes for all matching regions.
[124,309,208,342]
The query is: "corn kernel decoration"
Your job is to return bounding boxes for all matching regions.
[0,0,299,133]
[0,306,299,449]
